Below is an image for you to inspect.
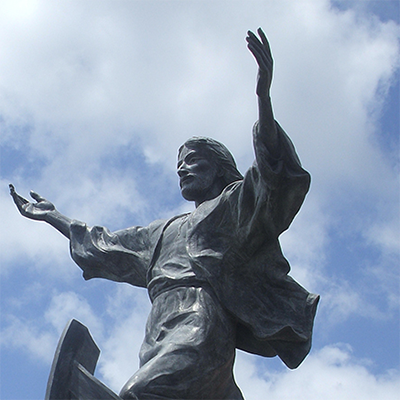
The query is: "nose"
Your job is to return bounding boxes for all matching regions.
[177,163,189,177]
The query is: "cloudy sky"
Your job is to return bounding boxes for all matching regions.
[0,0,399,399]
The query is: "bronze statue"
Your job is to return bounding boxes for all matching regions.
[10,29,319,400]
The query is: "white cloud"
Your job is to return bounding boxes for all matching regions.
[366,212,400,257]
[44,291,103,337]
[97,286,151,392]
[1,0,398,262]
[235,344,400,400]
[280,192,331,290]
[0,1,399,399]
[0,178,74,277]
[0,290,101,365]
[1,0,398,202]
[0,315,57,364]
[268,4,399,191]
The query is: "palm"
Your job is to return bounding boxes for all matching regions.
[9,184,55,221]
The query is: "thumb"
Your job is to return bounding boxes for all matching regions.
[30,190,46,202]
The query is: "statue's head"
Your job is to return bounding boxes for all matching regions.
[177,137,243,206]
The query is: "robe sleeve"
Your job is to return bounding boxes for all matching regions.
[188,119,311,269]
[213,121,318,368]
[235,120,310,245]
[69,220,157,288]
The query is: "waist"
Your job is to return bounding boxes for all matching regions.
[148,277,212,302]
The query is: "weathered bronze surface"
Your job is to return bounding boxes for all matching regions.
[11,29,319,400]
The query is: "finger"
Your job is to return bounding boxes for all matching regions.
[9,184,27,203]
[247,32,271,61]
[247,42,271,71]
[247,29,272,60]
[257,28,268,45]
[247,43,263,64]
[11,192,29,212]
[247,41,266,58]
[257,28,272,58]
[30,190,46,203]
[247,41,272,72]
[246,30,262,46]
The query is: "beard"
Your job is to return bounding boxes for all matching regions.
[180,182,204,202]
[180,176,224,205]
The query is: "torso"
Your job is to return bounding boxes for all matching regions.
[147,214,206,301]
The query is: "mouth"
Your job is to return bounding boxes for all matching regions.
[180,175,194,187]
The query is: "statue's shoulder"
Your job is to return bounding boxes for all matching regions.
[148,218,169,234]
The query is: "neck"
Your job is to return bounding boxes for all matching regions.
[194,181,225,208]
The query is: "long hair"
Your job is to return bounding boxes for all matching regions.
[179,137,243,188]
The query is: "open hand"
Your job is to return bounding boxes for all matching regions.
[246,28,273,96]
[9,184,55,221]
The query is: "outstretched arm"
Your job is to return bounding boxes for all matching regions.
[246,28,279,156]
[10,184,151,287]
[10,184,72,239]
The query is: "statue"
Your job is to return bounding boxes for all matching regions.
[10,29,319,400]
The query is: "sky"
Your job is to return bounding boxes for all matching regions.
[0,0,399,399]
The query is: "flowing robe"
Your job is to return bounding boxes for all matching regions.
[69,122,319,398]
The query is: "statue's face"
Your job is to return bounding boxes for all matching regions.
[177,145,221,204]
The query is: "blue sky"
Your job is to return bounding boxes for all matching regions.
[0,1,399,399]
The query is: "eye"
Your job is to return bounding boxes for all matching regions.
[187,155,201,164]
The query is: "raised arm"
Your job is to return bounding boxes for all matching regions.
[246,28,279,156]
[243,30,311,234]
[10,184,72,239]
